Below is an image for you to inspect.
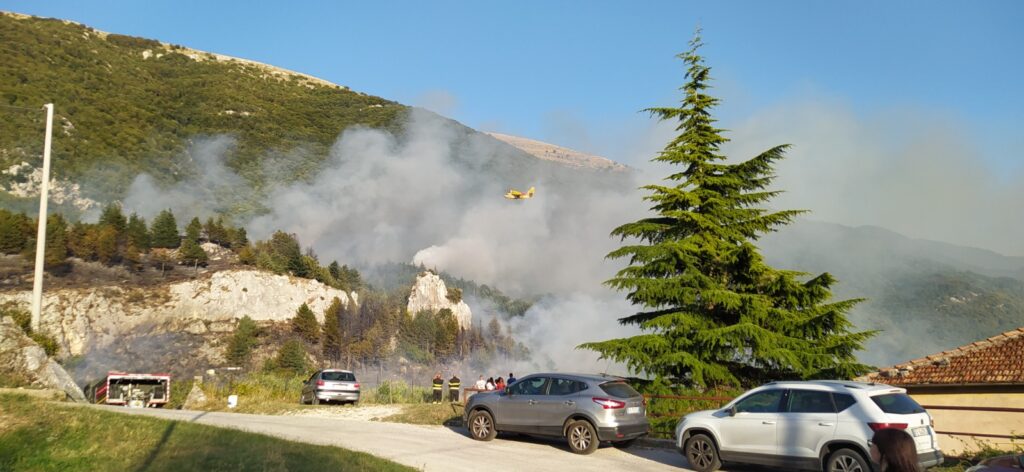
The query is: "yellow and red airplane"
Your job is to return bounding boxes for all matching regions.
[504,186,535,200]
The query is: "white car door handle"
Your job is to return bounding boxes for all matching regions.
[819,422,835,426]
[528,399,537,405]
[564,401,575,406]
[762,421,776,425]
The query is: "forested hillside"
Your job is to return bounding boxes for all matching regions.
[760,220,1024,365]
[0,12,590,216]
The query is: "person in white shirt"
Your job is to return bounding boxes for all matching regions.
[485,377,496,390]
[474,375,486,390]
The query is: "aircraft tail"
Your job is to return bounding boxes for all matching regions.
[527,186,535,197]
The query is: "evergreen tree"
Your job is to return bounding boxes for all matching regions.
[185,217,203,242]
[94,225,119,264]
[579,33,874,388]
[328,261,342,281]
[269,231,305,277]
[225,316,259,366]
[322,297,343,361]
[274,339,309,374]
[178,237,208,267]
[66,222,95,260]
[150,209,180,249]
[0,210,29,254]
[126,213,150,251]
[229,226,248,249]
[43,214,68,269]
[291,303,320,343]
[98,202,127,234]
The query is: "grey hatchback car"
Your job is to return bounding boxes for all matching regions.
[300,369,360,405]
[463,373,649,454]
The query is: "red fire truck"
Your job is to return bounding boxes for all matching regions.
[85,371,171,408]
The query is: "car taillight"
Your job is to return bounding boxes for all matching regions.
[354,383,360,389]
[592,397,626,409]
[316,380,324,386]
[868,422,908,431]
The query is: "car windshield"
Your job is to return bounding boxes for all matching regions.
[599,381,640,399]
[322,372,355,382]
[870,393,925,414]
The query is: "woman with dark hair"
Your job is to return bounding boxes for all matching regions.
[870,428,921,472]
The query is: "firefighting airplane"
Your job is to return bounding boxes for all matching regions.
[504,186,535,200]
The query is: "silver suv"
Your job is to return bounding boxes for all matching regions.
[463,373,649,454]
[675,380,943,472]
[299,369,360,405]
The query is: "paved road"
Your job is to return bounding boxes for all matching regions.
[92,405,695,471]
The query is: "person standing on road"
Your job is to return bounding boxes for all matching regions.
[485,377,496,390]
[432,372,443,404]
[448,373,460,402]
[507,372,516,384]
[870,428,921,472]
[475,375,486,390]
[495,377,505,392]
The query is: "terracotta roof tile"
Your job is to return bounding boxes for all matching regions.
[857,327,1024,386]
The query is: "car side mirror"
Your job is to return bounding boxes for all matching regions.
[728,406,737,417]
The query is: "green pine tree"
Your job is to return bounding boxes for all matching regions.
[0,210,28,254]
[150,209,180,249]
[322,297,343,361]
[226,316,259,366]
[292,303,320,343]
[43,214,68,269]
[186,217,203,242]
[274,339,310,374]
[98,202,127,234]
[178,237,208,267]
[126,213,150,252]
[579,33,875,388]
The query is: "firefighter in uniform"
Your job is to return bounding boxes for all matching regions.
[448,374,461,403]
[432,372,443,403]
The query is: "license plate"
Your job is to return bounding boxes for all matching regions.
[912,426,928,437]
[626,406,640,414]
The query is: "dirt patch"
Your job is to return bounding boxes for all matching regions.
[284,404,402,421]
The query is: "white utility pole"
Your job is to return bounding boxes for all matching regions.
[30,103,54,332]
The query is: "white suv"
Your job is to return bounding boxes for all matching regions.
[674,381,943,472]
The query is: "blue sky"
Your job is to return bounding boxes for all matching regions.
[3,1,1024,254]
[2,1,1021,166]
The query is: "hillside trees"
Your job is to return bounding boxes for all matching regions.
[178,217,208,267]
[150,210,180,249]
[0,210,31,254]
[579,34,874,388]
[291,303,320,343]
[225,315,260,366]
[321,297,343,361]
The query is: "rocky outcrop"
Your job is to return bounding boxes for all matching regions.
[407,272,472,330]
[0,317,85,401]
[0,269,358,359]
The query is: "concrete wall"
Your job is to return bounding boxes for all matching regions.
[908,387,1024,455]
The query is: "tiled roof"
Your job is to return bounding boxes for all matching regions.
[858,327,1024,386]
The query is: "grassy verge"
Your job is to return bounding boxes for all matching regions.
[0,393,414,472]
[379,402,463,426]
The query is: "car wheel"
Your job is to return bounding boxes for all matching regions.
[612,438,638,449]
[468,409,497,441]
[566,420,599,455]
[826,448,870,472]
[684,433,721,472]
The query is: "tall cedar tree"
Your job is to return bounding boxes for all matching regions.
[292,303,320,343]
[579,34,874,388]
[150,209,180,248]
[322,297,343,361]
